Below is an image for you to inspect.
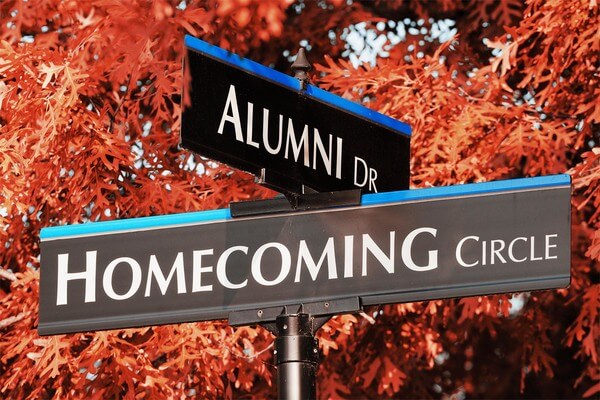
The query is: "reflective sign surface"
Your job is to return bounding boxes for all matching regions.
[39,175,571,335]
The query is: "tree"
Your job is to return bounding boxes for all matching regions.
[0,0,597,398]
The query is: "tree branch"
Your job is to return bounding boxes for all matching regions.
[0,268,16,282]
[0,313,25,329]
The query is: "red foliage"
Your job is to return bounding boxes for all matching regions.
[0,0,598,398]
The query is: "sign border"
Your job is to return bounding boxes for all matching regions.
[39,174,571,335]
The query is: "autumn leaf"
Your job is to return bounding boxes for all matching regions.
[39,62,64,88]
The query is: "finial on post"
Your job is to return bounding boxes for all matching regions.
[291,48,311,91]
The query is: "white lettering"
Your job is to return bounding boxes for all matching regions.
[335,137,343,179]
[56,251,97,305]
[344,235,353,278]
[482,240,487,265]
[145,253,186,297]
[456,236,479,267]
[246,102,259,148]
[313,128,333,176]
[545,234,558,259]
[217,85,243,141]
[490,239,507,264]
[401,227,438,271]
[262,110,282,154]
[295,238,337,282]
[354,156,368,188]
[284,120,309,166]
[362,232,395,276]
[252,242,291,286]
[508,237,527,262]
[217,246,249,289]
[369,167,378,192]
[530,236,543,261]
[103,257,142,301]
[192,249,214,292]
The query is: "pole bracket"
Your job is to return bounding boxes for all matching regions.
[274,313,319,365]
[228,297,362,328]
[230,188,361,218]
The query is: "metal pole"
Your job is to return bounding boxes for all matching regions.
[274,313,318,400]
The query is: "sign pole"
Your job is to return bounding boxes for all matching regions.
[230,298,361,399]
[274,312,319,400]
[274,50,319,400]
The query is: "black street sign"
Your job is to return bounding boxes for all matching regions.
[180,35,411,195]
[38,175,571,335]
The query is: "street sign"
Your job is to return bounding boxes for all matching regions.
[38,175,570,335]
[180,35,411,195]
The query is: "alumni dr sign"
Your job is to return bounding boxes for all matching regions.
[180,36,411,195]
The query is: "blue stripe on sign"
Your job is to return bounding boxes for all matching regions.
[183,35,412,138]
[40,174,570,240]
[362,174,571,206]
[40,208,231,240]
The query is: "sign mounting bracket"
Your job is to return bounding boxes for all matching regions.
[228,296,362,328]
[230,188,361,218]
